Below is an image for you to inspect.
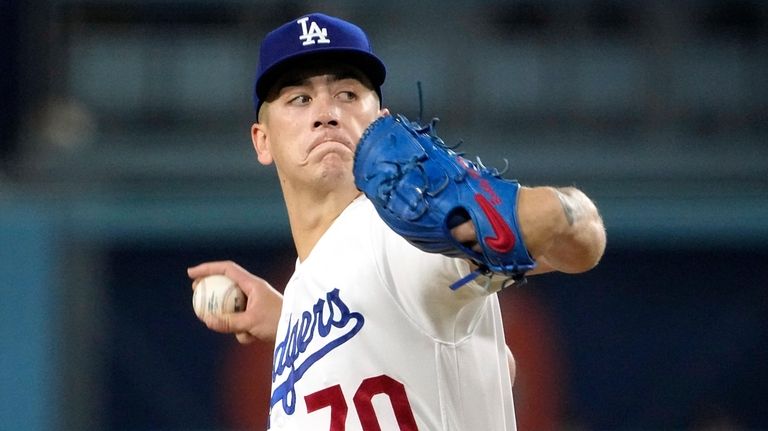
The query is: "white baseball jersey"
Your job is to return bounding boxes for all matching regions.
[268,195,516,430]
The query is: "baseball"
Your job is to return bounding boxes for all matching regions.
[192,274,246,319]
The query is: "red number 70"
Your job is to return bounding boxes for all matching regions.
[304,374,418,431]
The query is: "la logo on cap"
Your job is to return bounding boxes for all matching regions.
[297,16,330,46]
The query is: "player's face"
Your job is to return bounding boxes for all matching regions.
[252,65,386,190]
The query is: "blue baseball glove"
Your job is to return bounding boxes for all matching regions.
[353,114,535,289]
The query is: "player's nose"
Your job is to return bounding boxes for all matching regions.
[313,113,339,128]
[312,94,340,128]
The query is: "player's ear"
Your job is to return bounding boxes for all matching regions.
[251,123,273,165]
[378,107,390,117]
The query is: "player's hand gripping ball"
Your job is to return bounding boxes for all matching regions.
[192,275,246,319]
[353,114,536,286]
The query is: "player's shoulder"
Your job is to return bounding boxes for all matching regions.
[352,195,405,242]
[348,193,375,213]
[328,194,395,252]
[346,194,388,229]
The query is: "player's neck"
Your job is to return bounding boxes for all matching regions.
[282,183,361,261]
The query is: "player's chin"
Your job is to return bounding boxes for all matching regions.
[317,149,354,169]
[318,163,353,181]
[315,160,355,187]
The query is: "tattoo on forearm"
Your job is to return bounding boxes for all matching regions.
[556,189,577,226]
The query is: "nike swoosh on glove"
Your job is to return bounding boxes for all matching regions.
[353,114,535,289]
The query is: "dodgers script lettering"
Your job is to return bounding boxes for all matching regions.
[271,288,365,415]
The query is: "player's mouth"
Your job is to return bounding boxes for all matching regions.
[307,134,353,156]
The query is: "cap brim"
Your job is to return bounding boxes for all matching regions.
[255,48,386,104]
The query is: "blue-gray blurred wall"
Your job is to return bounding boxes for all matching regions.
[1,1,766,430]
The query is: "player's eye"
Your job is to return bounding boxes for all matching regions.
[336,91,357,101]
[289,94,311,105]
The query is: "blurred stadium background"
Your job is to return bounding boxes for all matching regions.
[1,1,767,430]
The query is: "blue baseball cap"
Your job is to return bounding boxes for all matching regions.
[253,13,386,117]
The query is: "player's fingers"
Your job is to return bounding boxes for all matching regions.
[187,260,242,280]
[187,261,262,294]
[200,309,253,335]
[450,221,483,253]
[236,332,257,345]
[450,222,474,242]
[198,312,229,333]
[188,261,260,294]
[221,268,264,294]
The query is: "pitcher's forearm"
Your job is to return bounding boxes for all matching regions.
[518,186,606,274]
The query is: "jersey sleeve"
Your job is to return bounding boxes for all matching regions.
[366,203,498,342]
